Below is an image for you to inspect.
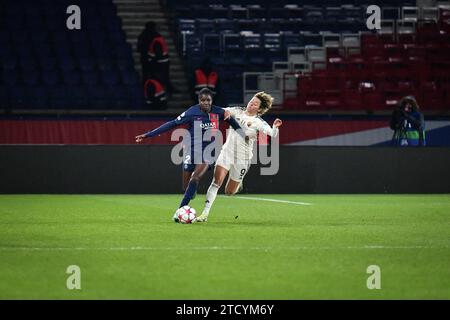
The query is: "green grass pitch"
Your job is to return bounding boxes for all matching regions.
[0,194,449,299]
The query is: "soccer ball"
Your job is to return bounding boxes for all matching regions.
[175,206,197,224]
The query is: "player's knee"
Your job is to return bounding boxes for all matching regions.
[190,174,202,183]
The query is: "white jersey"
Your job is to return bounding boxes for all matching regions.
[222,107,279,161]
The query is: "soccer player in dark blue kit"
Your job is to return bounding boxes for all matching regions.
[135,88,244,222]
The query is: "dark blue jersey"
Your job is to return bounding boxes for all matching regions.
[143,104,243,164]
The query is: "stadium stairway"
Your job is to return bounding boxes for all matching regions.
[113,0,194,108]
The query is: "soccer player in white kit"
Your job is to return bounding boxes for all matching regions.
[195,91,282,222]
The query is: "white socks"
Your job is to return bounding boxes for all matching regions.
[202,183,220,215]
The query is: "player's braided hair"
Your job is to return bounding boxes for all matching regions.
[254,91,274,115]
[198,88,214,98]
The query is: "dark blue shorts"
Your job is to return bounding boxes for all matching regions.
[182,152,215,172]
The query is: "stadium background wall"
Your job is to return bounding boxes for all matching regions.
[1,145,450,194]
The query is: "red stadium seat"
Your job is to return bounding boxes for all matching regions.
[361,90,384,111]
[444,85,450,109]
[303,92,323,110]
[283,97,301,110]
[398,80,417,95]
[419,81,445,110]
[342,90,363,110]
[323,91,342,110]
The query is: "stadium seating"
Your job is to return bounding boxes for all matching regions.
[0,0,143,110]
[168,0,450,109]
[169,1,450,109]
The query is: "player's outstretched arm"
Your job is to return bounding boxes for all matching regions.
[273,118,283,128]
[259,118,282,138]
[134,119,180,143]
[135,134,146,143]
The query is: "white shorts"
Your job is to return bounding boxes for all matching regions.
[215,149,251,182]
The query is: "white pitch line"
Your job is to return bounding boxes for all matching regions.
[0,245,445,251]
[231,196,312,206]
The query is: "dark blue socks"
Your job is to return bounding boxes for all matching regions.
[179,180,199,208]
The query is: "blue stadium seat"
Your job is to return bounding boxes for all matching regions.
[84,19,103,32]
[81,71,100,86]
[325,7,343,21]
[114,43,133,59]
[26,11,47,30]
[62,71,82,86]
[264,33,282,52]
[190,5,211,18]
[48,86,69,109]
[59,57,77,72]
[121,70,139,86]
[23,71,40,86]
[78,58,96,72]
[184,34,202,56]
[127,85,145,110]
[203,34,221,54]
[9,86,28,108]
[97,59,115,72]
[69,31,90,46]
[211,5,229,19]
[242,33,262,51]
[88,86,111,109]
[105,16,123,33]
[73,45,93,59]
[28,86,49,109]
[42,71,60,86]
[101,70,121,86]
[175,6,194,19]
[109,30,127,45]
[300,32,323,46]
[18,59,39,73]
[0,46,14,59]
[216,19,238,33]
[0,31,11,46]
[11,30,31,47]
[268,7,289,19]
[0,86,10,109]
[237,19,264,33]
[116,59,134,72]
[222,33,242,57]
[246,55,268,72]
[178,19,196,33]
[230,5,248,19]
[282,32,302,50]
[53,44,73,59]
[110,86,130,109]
[35,46,53,60]
[1,56,17,71]
[285,4,304,19]
[5,15,25,31]
[4,4,22,16]
[67,86,89,109]
[196,19,217,34]
[50,31,69,44]
[247,5,267,19]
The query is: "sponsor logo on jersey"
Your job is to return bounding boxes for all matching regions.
[200,122,217,129]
